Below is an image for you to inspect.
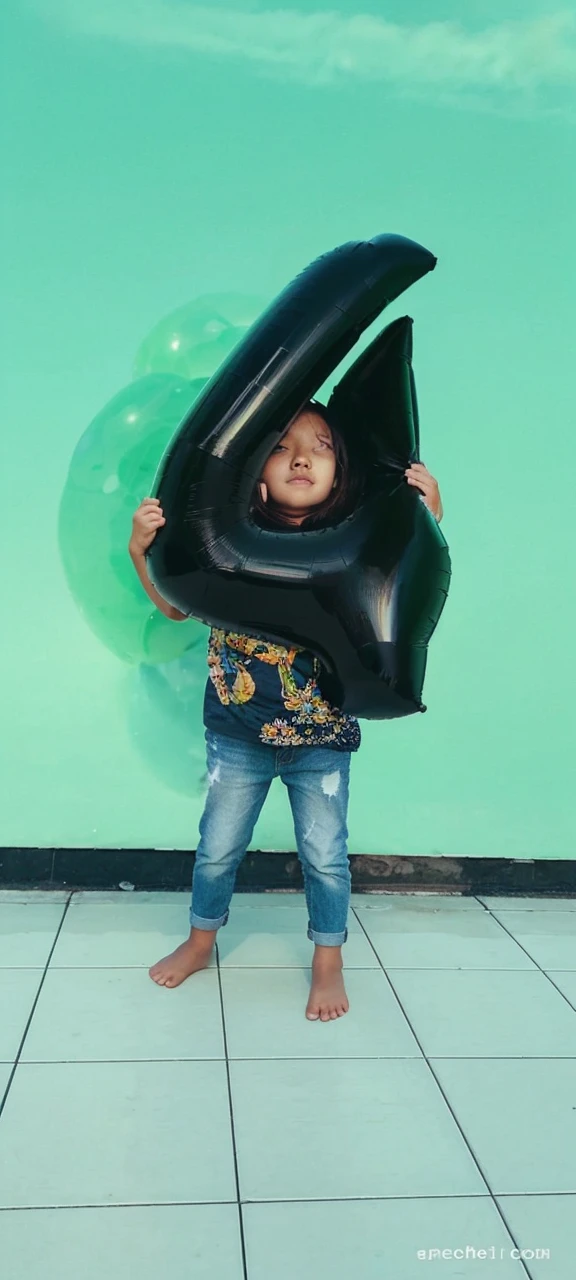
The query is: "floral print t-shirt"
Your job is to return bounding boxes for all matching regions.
[203,626,361,752]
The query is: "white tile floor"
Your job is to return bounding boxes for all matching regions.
[1,889,575,1279]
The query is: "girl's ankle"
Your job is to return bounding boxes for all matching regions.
[313,944,342,959]
[190,926,217,946]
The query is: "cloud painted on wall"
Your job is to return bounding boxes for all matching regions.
[30,2,576,115]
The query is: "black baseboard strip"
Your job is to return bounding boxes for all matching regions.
[1,848,576,896]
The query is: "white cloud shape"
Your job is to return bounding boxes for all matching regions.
[31,2,576,109]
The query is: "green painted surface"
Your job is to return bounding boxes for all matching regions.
[2,2,575,856]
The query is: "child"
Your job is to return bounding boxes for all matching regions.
[129,400,443,1021]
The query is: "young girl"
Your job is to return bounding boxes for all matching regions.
[129,400,443,1021]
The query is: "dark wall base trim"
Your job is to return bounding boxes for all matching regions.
[1,848,576,896]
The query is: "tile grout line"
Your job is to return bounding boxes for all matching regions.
[4,1056,576,1064]
[0,894,74,1122]
[349,897,535,1278]
[214,935,249,1280]
[2,964,576,971]
[2,1189,575,1214]
[480,907,576,1013]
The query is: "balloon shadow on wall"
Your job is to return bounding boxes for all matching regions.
[118,648,210,798]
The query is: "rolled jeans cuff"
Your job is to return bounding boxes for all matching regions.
[307,925,348,946]
[190,908,230,931]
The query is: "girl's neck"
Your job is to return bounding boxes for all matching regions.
[263,502,308,527]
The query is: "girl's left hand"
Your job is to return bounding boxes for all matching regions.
[405,462,443,522]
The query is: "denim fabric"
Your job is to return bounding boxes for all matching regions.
[190,728,352,946]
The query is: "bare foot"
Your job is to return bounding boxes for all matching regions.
[306,950,349,1021]
[149,929,216,988]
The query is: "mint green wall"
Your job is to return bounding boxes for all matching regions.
[3,2,575,858]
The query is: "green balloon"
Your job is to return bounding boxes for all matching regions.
[196,291,270,328]
[133,292,269,381]
[58,374,208,664]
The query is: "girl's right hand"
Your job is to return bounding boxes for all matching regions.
[129,497,166,555]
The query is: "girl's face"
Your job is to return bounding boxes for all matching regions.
[259,410,337,522]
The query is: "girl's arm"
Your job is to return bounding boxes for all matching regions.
[128,544,189,621]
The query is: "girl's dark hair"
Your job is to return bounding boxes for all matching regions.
[250,399,364,531]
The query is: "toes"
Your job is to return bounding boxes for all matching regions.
[307,983,349,1019]
[307,1005,348,1019]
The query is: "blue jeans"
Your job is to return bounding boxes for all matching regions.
[190,728,352,946]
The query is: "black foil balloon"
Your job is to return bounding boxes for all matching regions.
[147,233,451,719]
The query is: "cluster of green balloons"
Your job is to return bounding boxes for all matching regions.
[58,293,268,664]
